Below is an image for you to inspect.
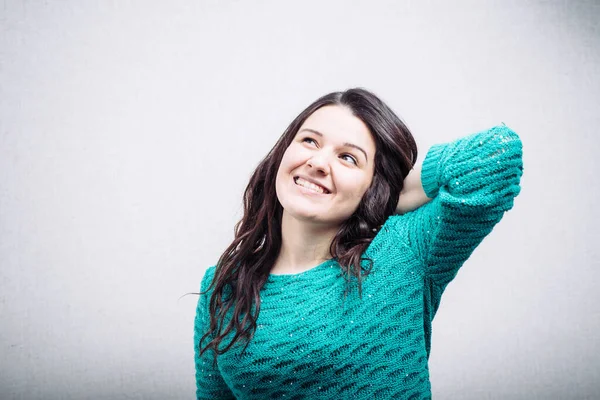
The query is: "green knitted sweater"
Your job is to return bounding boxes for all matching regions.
[194,125,523,399]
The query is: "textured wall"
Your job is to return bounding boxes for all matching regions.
[1,0,598,399]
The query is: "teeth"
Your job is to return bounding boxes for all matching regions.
[295,177,328,194]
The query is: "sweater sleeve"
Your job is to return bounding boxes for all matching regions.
[388,124,523,288]
[194,266,236,400]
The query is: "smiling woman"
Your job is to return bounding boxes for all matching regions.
[194,88,523,399]
[274,105,378,256]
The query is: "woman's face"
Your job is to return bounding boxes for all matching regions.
[275,105,377,227]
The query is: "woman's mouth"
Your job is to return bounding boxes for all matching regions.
[293,177,331,194]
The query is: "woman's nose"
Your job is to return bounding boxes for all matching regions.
[307,154,330,174]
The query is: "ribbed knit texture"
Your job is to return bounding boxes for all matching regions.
[194,125,524,399]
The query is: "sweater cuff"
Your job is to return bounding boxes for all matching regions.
[421,143,446,198]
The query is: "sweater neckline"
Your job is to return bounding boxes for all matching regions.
[266,258,338,283]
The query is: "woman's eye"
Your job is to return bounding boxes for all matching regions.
[302,137,317,145]
[341,154,358,165]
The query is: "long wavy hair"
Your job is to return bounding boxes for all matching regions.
[199,88,417,363]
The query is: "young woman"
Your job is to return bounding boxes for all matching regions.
[194,88,523,399]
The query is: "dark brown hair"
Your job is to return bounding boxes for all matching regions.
[199,88,417,363]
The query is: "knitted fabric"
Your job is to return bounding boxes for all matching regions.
[194,125,524,399]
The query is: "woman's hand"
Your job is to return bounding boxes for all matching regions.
[395,164,432,215]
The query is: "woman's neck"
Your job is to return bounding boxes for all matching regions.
[271,211,338,275]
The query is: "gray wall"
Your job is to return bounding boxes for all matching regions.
[1,1,598,399]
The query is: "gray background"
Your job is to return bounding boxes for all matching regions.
[1,0,599,399]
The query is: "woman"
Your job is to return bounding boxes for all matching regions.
[194,88,523,399]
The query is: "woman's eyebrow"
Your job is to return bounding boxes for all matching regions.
[299,128,369,162]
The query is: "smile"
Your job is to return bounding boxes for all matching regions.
[293,177,331,194]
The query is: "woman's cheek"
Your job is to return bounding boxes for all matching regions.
[286,146,306,166]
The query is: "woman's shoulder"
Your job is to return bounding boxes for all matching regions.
[376,202,437,243]
[365,202,441,266]
[366,212,413,257]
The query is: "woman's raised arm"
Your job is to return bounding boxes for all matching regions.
[386,124,524,288]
